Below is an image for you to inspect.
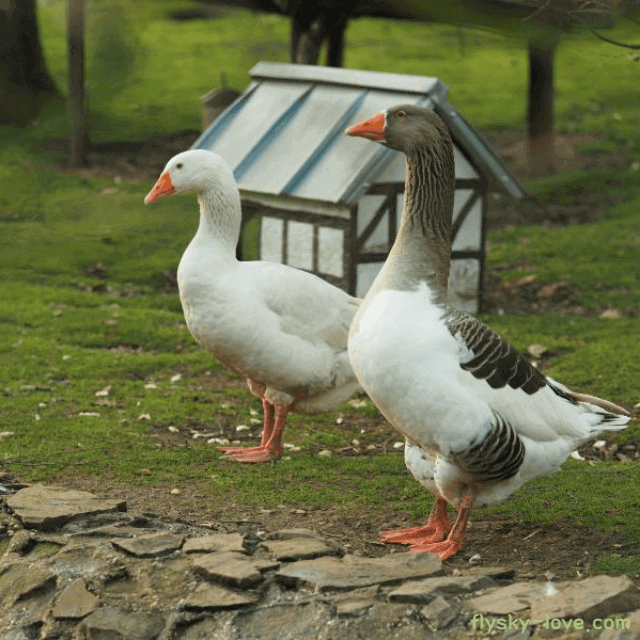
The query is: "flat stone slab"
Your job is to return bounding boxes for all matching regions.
[79,606,164,640]
[466,581,545,615]
[266,528,324,541]
[111,532,185,558]
[182,582,259,610]
[336,598,375,616]
[467,575,639,621]
[233,601,332,640]
[183,533,246,554]
[420,595,457,630]
[530,575,639,622]
[334,585,380,616]
[0,563,57,609]
[454,565,515,581]
[276,551,443,591]
[192,551,279,588]
[6,485,126,531]
[262,536,341,561]
[52,577,99,619]
[389,573,496,603]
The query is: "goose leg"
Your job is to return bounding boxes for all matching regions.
[219,397,274,459]
[408,494,474,561]
[222,401,289,463]
[381,496,450,545]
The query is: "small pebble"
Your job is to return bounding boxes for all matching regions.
[168,426,179,433]
[336,417,344,425]
[393,441,404,449]
[593,440,606,450]
[318,449,332,457]
[170,488,181,495]
[236,425,250,432]
[170,374,182,383]
[468,553,482,565]
[144,383,157,389]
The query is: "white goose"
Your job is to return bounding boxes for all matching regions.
[144,150,361,463]
[345,106,630,560]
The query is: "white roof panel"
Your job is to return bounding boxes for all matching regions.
[193,63,524,204]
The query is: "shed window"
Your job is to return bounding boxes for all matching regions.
[261,217,283,263]
[287,221,313,270]
[318,227,344,277]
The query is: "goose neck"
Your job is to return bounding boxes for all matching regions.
[195,188,242,257]
[391,146,455,299]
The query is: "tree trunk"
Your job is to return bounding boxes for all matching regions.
[288,0,351,67]
[527,37,557,177]
[324,10,349,67]
[0,0,60,126]
[68,0,87,166]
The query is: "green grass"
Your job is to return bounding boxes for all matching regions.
[0,0,638,574]
[488,198,640,311]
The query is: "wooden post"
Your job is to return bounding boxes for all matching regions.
[67,0,86,166]
[527,36,557,177]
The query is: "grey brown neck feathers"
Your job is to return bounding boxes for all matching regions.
[376,139,455,303]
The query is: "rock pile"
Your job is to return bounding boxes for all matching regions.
[1,480,640,639]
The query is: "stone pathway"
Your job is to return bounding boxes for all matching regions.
[1,479,640,639]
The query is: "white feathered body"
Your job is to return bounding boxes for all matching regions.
[178,208,360,412]
[350,283,628,509]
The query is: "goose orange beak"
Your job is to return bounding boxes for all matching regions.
[345,111,386,141]
[144,171,175,204]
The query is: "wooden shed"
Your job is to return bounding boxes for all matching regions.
[192,62,524,313]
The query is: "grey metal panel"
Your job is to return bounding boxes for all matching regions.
[293,91,429,204]
[432,96,525,199]
[250,62,448,99]
[239,84,363,195]
[194,63,524,205]
[191,82,259,152]
[197,81,314,173]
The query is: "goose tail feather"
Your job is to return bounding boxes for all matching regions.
[580,401,631,434]
[571,391,630,417]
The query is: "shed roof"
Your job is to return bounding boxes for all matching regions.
[192,62,525,204]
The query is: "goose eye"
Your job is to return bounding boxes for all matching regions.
[176,162,183,170]
[396,111,407,119]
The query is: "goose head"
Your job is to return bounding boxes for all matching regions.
[346,104,455,296]
[144,149,236,205]
[345,105,451,156]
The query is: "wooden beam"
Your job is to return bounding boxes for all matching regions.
[67,0,86,166]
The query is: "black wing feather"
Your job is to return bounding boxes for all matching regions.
[444,309,574,402]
